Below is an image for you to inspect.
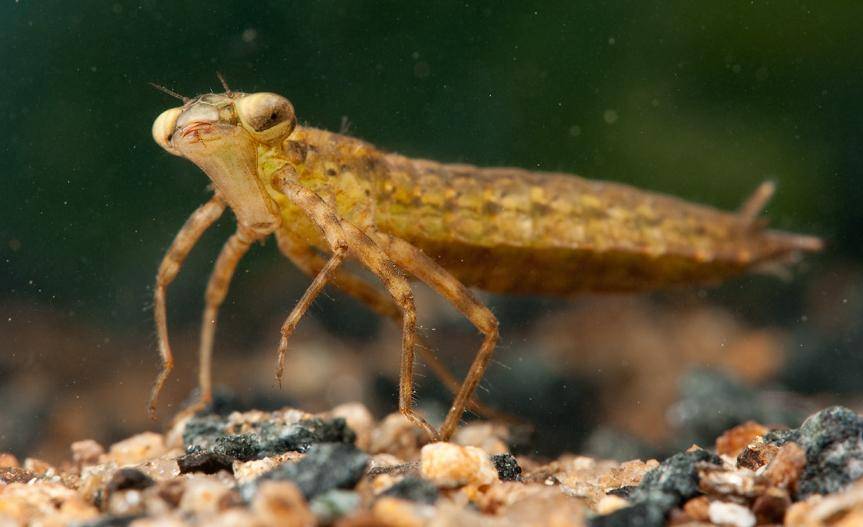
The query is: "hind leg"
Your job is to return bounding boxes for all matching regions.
[374,232,500,440]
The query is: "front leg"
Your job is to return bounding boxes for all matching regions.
[195,225,267,410]
[150,195,226,418]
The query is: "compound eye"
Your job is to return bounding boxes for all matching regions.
[152,107,183,156]
[235,92,296,142]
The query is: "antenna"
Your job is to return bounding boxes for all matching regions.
[148,82,190,103]
[216,72,232,97]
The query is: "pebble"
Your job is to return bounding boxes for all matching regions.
[452,422,510,455]
[309,489,360,524]
[177,476,235,515]
[708,500,756,527]
[420,442,498,488]
[372,497,432,527]
[331,402,375,451]
[490,453,522,481]
[381,476,439,504]
[243,443,369,500]
[251,481,315,527]
[369,413,424,460]
[233,452,302,484]
[595,495,629,515]
[108,432,166,466]
[715,421,769,458]
[0,452,20,468]
[72,439,106,466]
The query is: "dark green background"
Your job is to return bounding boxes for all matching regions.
[1,2,861,454]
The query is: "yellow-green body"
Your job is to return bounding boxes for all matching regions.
[255,125,820,295]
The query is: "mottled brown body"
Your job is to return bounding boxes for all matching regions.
[285,126,820,295]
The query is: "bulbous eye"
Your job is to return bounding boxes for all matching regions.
[235,92,296,142]
[152,107,183,156]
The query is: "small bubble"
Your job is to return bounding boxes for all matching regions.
[755,66,769,81]
[112,3,123,14]
[603,109,619,124]
[568,125,582,137]
[608,36,616,45]
[651,98,660,107]
[241,28,258,43]
[411,51,420,60]
[732,64,742,74]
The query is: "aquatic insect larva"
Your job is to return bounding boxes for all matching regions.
[148,80,821,440]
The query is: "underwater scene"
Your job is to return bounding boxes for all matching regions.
[2,2,863,525]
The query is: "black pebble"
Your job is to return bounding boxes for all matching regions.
[179,413,356,473]
[590,449,721,527]
[792,406,863,498]
[106,468,155,493]
[240,442,369,501]
[381,476,439,504]
[490,453,522,481]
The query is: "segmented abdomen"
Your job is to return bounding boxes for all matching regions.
[373,154,798,294]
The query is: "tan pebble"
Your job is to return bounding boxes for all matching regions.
[208,509,264,527]
[251,480,315,527]
[698,465,762,497]
[70,439,105,467]
[0,452,19,468]
[420,442,497,488]
[129,515,190,527]
[683,496,711,521]
[137,455,181,482]
[164,414,192,450]
[178,475,234,515]
[368,453,406,471]
[233,452,302,484]
[0,481,95,524]
[331,402,375,451]
[472,481,552,514]
[598,459,659,489]
[372,497,431,527]
[107,489,147,516]
[708,501,755,527]
[109,432,166,466]
[23,457,56,477]
[763,442,806,490]
[78,463,117,503]
[595,494,630,515]
[57,496,100,523]
[370,413,424,460]
[369,473,402,495]
[836,508,863,527]
[783,480,863,527]
[715,421,769,458]
[503,493,587,526]
[453,422,510,455]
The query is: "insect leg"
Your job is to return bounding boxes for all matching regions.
[738,181,776,225]
[196,225,262,409]
[275,243,348,385]
[274,173,438,440]
[149,195,226,419]
[275,232,506,421]
[374,233,500,441]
